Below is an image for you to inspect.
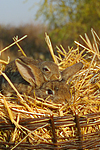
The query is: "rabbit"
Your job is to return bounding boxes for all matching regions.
[35,80,71,104]
[4,56,61,83]
[0,56,61,96]
[34,62,83,104]
[0,57,83,103]
[15,57,62,86]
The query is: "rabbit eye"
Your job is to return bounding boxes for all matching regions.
[46,89,54,95]
[42,66,50,72]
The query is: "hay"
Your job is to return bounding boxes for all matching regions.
[0,29,100,149]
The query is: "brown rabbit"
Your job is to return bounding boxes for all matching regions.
[4,56,61,84]
[35,80,71,104]
[34,62,83,104]
[0,57,83,103]
[15,57,61,87]
[0,56,61,96]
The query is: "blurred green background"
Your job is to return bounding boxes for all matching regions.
[0,0,100,61]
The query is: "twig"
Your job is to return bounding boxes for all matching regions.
[13,36,27,57]
[0,35,27,54]
[45,32,58,64]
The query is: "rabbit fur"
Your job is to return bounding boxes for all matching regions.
[34,80,71,104]
[34,62,83,104]
[0,56,83,103]
[0,56,61,95]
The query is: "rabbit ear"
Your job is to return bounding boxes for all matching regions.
[19,56,43,65]
[61,62,83,81]
[15,58,44,87]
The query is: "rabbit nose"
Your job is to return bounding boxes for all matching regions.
[44,75,48,81]
[56,74,62,80]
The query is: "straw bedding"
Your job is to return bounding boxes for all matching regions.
[0,29,100,150]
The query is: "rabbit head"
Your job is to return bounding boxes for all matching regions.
[39,61,61,81]
[15,57,61,87]
[18,56,61,82]
[34,62,83,104]
[35,80,71,104]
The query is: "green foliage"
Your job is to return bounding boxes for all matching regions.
[36,0,100,48]
[36,0,75,29]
